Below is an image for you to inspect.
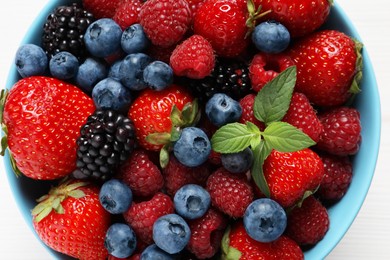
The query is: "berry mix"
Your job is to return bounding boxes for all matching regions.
[0,0,363,259]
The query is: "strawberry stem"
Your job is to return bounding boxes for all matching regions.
[245,0,272,38]
[0,89,9,156]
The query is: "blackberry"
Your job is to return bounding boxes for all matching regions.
[185,59,252,103]
[72,110,136,181]
[42,3,95,61]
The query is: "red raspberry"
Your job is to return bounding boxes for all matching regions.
[170,35,215,79]
[317,153,353,201]
[82,0,123,18]
[239,94,266,131]
[285,196,329,246]
[282,92,323,143]
[113,0,143,30]
[117,149,164,198]
[185,0,207,18]
[206,167,254,218]
[162,156,212,197]
[249,53,295,92]
[123,193,174,244]
[187,208,228,259]
[317,107,362,156]
[139,0,191,48]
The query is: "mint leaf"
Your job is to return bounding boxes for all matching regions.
[262,121,316,152]
[251,141,272,198]
[211,123,255,153]
[254,66,297,124]
[246,122,261,148]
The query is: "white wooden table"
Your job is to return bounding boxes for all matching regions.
[0,0,389,259]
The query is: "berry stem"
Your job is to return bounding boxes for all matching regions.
[0,89,9,156]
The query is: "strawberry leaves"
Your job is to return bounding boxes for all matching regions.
[0,89,9,156]
[211,66,316,197]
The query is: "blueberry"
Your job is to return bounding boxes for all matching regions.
[221,147,254,174]
[84,18,122,58]
[99,179,132,214]
[153,214,191,254]
[173,127,211,167]
[140,244,178,260]
[143,61,173,91]
[121,23,150,54]
[205,93,242,127]
[49,51,79,80]
[243,198,287,243]
[76,57,108,94]
[15,44,48,78]
[252,21,290,54]
[92,78,132,112]
[118,53,152,90]
[108,60,122,80]
[104,223,137,258]
[174,184,211,220]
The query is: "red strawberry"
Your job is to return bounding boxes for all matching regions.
[206,167,254,218]
[317,106,361,156]
[255,0,332,38]
[249,52,295,92]
[113,0,143,30]
[193,0,250,57]
[285,196,330,246]
[32,180,111,260]
[187,208,228,259]
[317,152,353,201]
[128,84,194,151]
[162,155,212,196]
[282,92,323,143]
[185,0,207,18]
[83,0,123,18]
[222,221,304,260]
[117,149,164,197]
[289,30,362,107]
[139,0,192,48]
[123,192,174,244]
[239,93,265,131]
[262,149,324,208]
[170,35,215,79]
[2,76,95,180]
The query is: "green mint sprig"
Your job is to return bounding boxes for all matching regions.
[211,66,316,197]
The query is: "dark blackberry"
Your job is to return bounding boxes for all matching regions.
[185,58,252,103]
[72,110,136,181]
[42,3,95,61]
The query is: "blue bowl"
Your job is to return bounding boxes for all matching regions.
[3,1,381,259]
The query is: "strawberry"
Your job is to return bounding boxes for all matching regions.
[317,106,361,156]
[123,192,174,244]
[185,0,207,18]
[128,84,194,151]
[285,196,330,246]
[262,149,325,208]
[222,221,304,260]
[186,208,228,259]
[170,34,215,79]
[82,0,123,19]
[117,149,164,198]
[289,30,362,107]
[249,52,295,92]
[206,167,254,218]
[31,180,111,260]
[113,0,143,30]
[139,0,192,48]
[255,0,332,38]
[282,92,323,143]
[2,76,95,180]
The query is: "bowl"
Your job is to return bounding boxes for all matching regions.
[2,0,381,259]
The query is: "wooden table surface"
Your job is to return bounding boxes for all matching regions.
[0,0,389,259]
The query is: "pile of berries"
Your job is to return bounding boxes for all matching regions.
[1,0,364,259]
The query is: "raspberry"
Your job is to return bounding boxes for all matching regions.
[117,149,164,197]
[187,208,228,259]
[170,35,215,79]
[239,94,266,131]
[317,107,361,156]
[185,0,207,18]
[206,167,254,218]
[123,193,174,244]
[139,0,192,48]
[282,92,323,142]
[82,0,123,19]
[113,0,143,30]
[317,153,353,201]
[285,196,329,246]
